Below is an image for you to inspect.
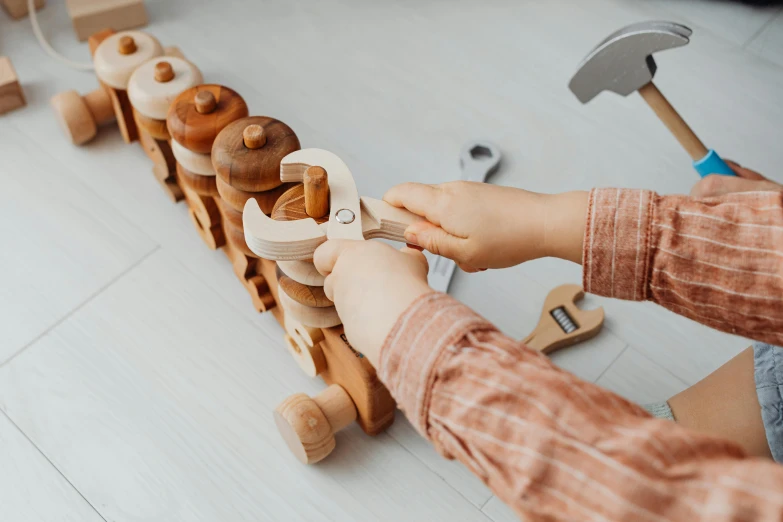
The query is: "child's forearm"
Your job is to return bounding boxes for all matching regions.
[542,190,589,264]
[582,188,783,346]
[378,292,783,520]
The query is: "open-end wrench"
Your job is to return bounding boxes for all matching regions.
[427,141,502,293]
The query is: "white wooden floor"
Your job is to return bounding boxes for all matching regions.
[1,1,782,520]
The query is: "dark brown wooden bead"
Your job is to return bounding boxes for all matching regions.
[211,116,300,193]
[167,85,249,154]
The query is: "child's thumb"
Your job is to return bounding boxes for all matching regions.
[404,222,464,261]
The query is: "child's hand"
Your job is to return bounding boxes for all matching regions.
[384,182,588,270]
[691,161,781,198]
[313,240,431,367]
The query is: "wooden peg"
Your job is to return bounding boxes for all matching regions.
[274,385,357,464]
[243,124,266,149]
[154,61,175,83]
[194,90,216,114]
[117,35,137,55]
[303,166,329,219]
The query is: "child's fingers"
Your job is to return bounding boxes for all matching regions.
[724,160,766,181]
[313,239,359,276]
[383,183,443,226]
[691,175,783,199]
[405,221,468,262]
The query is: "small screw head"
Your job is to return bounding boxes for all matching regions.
[335,209,355,224]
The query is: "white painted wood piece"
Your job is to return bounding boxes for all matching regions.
[127,57,203,120]
[244,149,423,260]
[93,31,163,90]
[171,138,215,175]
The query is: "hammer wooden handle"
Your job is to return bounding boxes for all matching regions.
[638,82,708,161]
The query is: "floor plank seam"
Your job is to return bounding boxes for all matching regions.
[0,245,161,369]
[0,409,109,522]
[592,343,630,383]
[743,7,783,49]
[384,430,494,511]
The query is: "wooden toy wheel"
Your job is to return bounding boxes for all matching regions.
[274,385,357,464]
[50,88,114,145]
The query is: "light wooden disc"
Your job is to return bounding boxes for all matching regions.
[211,116,300,193]
[277,285,341,328]
[276,265,332,308]
[177,163,218,196]
[168,85,249,154]
[93,31,163,90]
[277,260,326,287]
[171,138,214,175]
[127,57,203,120]
[216,177,294,214]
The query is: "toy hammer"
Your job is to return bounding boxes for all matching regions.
[569,21,735,178]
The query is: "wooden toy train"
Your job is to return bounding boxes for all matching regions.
[51,29,605,465]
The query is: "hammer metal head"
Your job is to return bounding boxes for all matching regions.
[569,21,692,104]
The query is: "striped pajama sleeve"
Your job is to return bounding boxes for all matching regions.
[583,188,783,345]
[379,292,783,521]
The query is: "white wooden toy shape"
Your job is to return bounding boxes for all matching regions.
[243,148,423,261]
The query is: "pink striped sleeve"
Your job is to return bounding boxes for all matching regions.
[584,188,783,345]
[379,292,783,521]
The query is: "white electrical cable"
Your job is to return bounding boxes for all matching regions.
[28,0,94,71]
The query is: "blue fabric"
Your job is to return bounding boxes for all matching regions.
[693,149,736,178]
[754,342,783,463]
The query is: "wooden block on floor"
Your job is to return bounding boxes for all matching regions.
[1,0,44,19]
[65,0,147,41]
[0,56,26,115]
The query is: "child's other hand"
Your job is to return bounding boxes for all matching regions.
[313,240,431,367]
[384,182,588,270]
[691,161,782,198]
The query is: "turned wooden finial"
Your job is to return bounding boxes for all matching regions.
[274,385,357,464]
[194,90,217,114]
[154,61,175,83]
[303,166,329,219]
[243,124,266,149]
[118,35,137,55]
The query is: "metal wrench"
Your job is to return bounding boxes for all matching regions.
[426,141,502,293]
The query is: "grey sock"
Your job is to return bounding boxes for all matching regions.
[643,402,675,421]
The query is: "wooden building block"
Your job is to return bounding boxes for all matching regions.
[0,57,26,115]
[1,0,44,19]
[66,0,147,41]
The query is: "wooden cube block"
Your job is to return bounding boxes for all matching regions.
[1,0,45,19]
[0,57,26,115]
[65,0,147,41]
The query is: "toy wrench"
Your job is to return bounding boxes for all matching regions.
[243,148,424,261]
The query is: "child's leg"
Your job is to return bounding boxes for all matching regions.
[663,345,779,460]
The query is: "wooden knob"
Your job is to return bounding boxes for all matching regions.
[274,385,357,464]
[117,35,137,55]
[194,90,217,114]
[154,61,175,83]
[243,124,266,149]
[303,166,329,219]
